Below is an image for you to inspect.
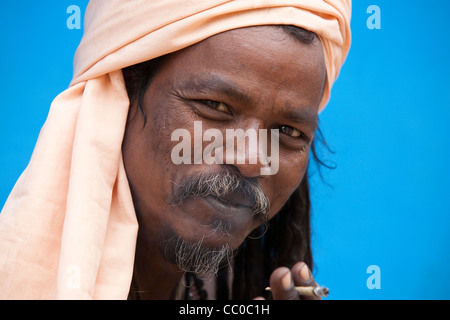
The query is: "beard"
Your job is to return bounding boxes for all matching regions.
[164,166,269,278]
[164,235,234,279]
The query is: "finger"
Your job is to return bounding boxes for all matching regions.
[291,262,321,300]
[269,267,300,300]
[253,296,266,300]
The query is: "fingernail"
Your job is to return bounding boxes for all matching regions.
[299,264,312,281]
[281,271,293,290]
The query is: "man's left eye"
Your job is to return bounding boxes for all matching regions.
[201,100,231,114]
[279,125,302,138]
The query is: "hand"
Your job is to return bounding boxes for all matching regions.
[254,261,321,300]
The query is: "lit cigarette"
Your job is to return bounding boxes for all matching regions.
[265,286,329,298]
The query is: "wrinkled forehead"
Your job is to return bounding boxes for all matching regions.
[159,26,327,110]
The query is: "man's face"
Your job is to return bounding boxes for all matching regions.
[122,26,326,272]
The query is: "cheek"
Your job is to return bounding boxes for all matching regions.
[122,100,179,214]
[122,117,168,211]
[265,150,309,217]
[122,83,203,221]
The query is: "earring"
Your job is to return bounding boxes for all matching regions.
[247,223,268,240]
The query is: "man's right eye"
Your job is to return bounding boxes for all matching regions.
[199,100,232,115]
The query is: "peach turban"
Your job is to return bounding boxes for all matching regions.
[0,0,351,299]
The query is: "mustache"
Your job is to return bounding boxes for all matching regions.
[170,167,270,222]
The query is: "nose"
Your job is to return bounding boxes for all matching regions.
[217,122,278,178]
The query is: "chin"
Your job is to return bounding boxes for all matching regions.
[169,197,259,250]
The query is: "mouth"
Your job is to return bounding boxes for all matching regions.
[195,195,257,247]
[168,169,269,246]
[201,194,254,219]
[174,192,257,245]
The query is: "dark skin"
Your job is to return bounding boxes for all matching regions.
[122,26,326,300]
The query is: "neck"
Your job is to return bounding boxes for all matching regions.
[130,230,183,300]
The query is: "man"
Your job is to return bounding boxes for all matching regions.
[0,0,351,300]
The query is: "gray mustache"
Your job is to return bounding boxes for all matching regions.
[170,167,269,222]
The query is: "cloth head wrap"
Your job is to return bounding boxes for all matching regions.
[0,0,351,299]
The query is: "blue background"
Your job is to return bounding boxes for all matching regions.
[1,1,449,299]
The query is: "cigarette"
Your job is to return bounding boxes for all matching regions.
[265,286,329,298]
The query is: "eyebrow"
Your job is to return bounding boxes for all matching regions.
[176,74,253,106]
[282,108,319,131]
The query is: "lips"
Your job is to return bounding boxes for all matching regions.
[174,192,259,248]
[215,189,254,208]
[202,194,254,219]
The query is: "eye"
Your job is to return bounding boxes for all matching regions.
[200,100,231,115]
[279,125,302,138]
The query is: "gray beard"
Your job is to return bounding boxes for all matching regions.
[166,167,269,278]
[166,235,234,279]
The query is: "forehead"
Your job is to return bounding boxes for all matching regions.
[161,26,326,111]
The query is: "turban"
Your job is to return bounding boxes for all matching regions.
[0,0,351,299]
